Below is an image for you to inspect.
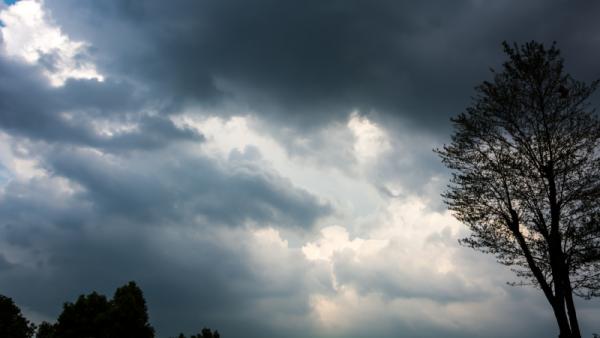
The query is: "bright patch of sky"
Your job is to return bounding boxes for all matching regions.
[347,111,391,163]
[0,0,102,85]
[173,109,494,335]
[174,113,384,222]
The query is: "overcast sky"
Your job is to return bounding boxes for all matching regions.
[1,1,599,337]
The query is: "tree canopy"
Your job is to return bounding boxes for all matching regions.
[108,281,155,338]
[53,291,111,338]
[437,41,600,338]
[18,281,220,338]
[36,281,155,338]
[0,294,36,338]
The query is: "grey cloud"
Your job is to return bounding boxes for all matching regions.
[0,253,14,271]
[40,0,600,206]
[332,255,491,304]
[0,57,201,150]
[2,1,600,337]
[0,193,328,337]
[40,145,330,228]
[46,0,600,133]
[0,136,332,336]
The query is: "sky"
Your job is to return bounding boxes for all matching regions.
[0,0,599,337]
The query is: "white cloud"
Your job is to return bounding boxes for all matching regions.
[253,227,289,249]
[299,192,531,336]
[174,113,384,223]
[176,111,507,309]
[347,111,391,163]
[0,0,103,86]
[302,225,388,263]
[0,132,46,182]
[173,111,516,335]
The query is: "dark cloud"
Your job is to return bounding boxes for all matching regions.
[0,220,323,337]
[38,145,330,227]
[0,57,201,151]
[45,0,600,132]
[0,140,330,238]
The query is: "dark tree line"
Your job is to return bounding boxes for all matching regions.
[0,281,219,338]
[170,328,220,338]
[438,41,600,338]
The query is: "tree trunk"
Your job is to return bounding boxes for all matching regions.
[544,163,578,338]
[549,245,573,338]
[551,296,572,338]
[549,242,572,338]
[563,272,581,338]
[508,217,572,338]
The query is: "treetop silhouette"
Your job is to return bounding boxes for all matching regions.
[437,41,600,338]
[0,281,222,338]
[34,281,154,338]
[0,294,36,338]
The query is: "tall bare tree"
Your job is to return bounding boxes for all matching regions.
[437,41,600,338]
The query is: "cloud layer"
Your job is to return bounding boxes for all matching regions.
[1,1,600,337]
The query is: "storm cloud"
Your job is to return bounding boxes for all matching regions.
[43,0,600,130]
[1,0,600,337]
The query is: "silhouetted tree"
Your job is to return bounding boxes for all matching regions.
[107,281,155,338]
[437,41,600,338]
[52,281,154,338]
[53,291,111,338]
[35,322,55,338]
[4,282,212,338]
[0,294,35,338]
